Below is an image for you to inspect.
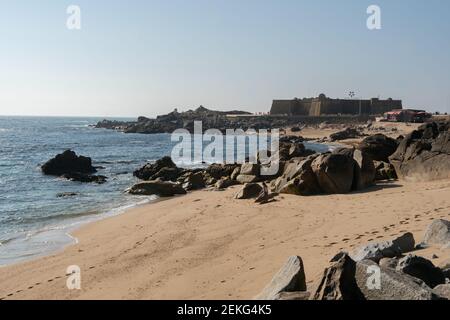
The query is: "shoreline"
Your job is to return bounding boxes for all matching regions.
[1,177,449,299]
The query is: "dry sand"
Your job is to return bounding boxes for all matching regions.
[1,177,450,300]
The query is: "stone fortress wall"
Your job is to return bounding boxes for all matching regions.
[270,94,402,116]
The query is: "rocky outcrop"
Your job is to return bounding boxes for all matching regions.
[396,254,446,288]
[255,256,307,300]
[41,150,107,184]
[133,156,180,181]
[311,153,355,194]
[423,219,450,246]
[329,128,362,142]
[234,183,263,199]
[127,181,187,197]
[357,134,398,162]
[389,121,450,182]
[355,260,438,300]
[42,150,96,176]
[351,232,415,262]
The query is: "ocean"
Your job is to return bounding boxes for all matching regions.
[0,116,330,266]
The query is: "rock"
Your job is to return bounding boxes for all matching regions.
[236,174,259,184]
[290,126,301,133]
[240,163,261,176]
[151,167,182,182]
[276,156,321,196]
[56,192,78,198]
[182,172,205,191]
[42,150,97,176]
[311,153,355,194]
[352,149,376,190]
[255,183,277,204]
[215,177,239,190]
[329,251,348,263]
[374,161,397,181]
[389,121,450,182]
[329,128,361,142]
[312,254,364,300]
[273,291,311,300]
[433,284,450,299]
[61,173,107,184]
[127,181,187,197]
[355,259,439,300]
[351,232,415,262]
[205,164,239,180]
[379,257,399,269]
[357,134,398,162]
[288,143,306,158]
[396,254,446,288]
[255,256,307,300]
[230,167,241,180]
[133,156,178,181]
[423,219,450,245]
[235,183,263,200]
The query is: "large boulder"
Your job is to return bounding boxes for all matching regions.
[396,254,446,288]
[235,183,263,199]
[205,163,239,180]
[355,260,439,300]
[351,232,415,263]
[374,161,397,181]
[423,219,450,245]
[329,128,361,142]
[240,163,261,176]
[255,256,307,300]
[389,121,450,182]
[133,156,178,181]
[334,148,375,190]
[181,172,205,191]
[42,150,96,176]
[357,134,398,162]
[127,181,187,197]
[236,174,259,184]
[312,254,364,300]
[311,153,355,194]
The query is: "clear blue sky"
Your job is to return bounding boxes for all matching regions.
[1,0,449,117]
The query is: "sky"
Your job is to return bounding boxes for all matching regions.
[0,0,449,117]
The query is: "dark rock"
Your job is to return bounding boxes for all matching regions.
[133,156,178,181]
[357,134,398,162]
[334,148,375,190]
[56,192,78,198]
[311,153,355,194]
[42,150,96,176]
[235,183,263,199]
[329,128,361,142]
[351,232,415,262]
[182,172,206,191]
[205,163,239,180]
[312,253,364,300]
[355,259,439,300]
[423,219,450,245]
[61,173,107,184]
[374,161,398,181]
[255,256,307,300]
[389,121,450,182]
[290,126,301,133]
[396,254,446,288]
[127,181,187,197]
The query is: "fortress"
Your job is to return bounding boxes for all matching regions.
[270,94,402,116]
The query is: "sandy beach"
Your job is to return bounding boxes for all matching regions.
[1,174,449,300]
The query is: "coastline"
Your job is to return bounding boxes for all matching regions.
[1,177,449,300]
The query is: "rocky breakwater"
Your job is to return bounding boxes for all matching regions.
[256,219,450,300]
[389,121,450,182]
[41,150,107,184]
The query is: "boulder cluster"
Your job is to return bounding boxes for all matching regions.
[127,134,391,198]
[256,219,450,300]
[41,150,107,184]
